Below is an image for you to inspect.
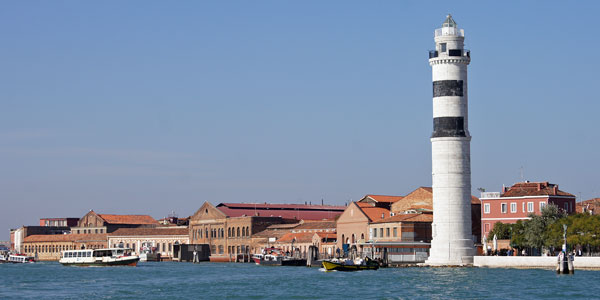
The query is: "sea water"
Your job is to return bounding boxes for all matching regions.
[1,262,599,299]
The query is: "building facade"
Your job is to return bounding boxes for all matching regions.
[22,234,107,261]
[71,210,158,234]
[480,181,576,240]
[107,227,189,259]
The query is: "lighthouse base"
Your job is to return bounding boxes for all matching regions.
[425,238,475,266]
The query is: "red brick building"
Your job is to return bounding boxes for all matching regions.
[480,181,576,241]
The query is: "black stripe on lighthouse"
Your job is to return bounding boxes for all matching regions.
[433,80,463,97]
[432,117,466,138]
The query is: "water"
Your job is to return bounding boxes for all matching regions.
[1,262,599,299]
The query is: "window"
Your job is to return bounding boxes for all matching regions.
[386,228,390,237]
[510,203,517,213]
[379,228,384,238]
[501,203,507,213]
[374,228,378,238]
[540,202,546,211]
[564,203,569,211]
[484,203,490,214]
[527,202,534,212]
[440,43,447,52]
[393,227,397,237]
[484,223,490,233]
[522,202,525,213]
[168,243,172,252]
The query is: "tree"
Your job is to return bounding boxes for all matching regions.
[547,213,600,254]
[487,222,512,240]
[523,203,566,253]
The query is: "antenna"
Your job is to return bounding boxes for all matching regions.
[519,166,524,182]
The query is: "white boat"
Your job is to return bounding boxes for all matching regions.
[59,248,139,267]
[139,242,159,262]
[7,254,36,264]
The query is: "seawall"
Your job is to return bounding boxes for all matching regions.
[474,256,600,270]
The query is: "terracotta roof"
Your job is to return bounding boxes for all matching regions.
[23,234,107,243]
[108,227,188,236]
[363,195,404,203]
[98,214,157,225]
[266,223,301,230]
[372,213,433,224]
[251,229,293,239]
[471,196,481,204]
[294,220,336,230]
[356,203,391,222]
[501,182,575,198]
[216,203,344,220]
[277,232,315,243]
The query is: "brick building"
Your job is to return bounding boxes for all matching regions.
[21,234,107,261]
[71,210,158,234]
[39,217,79,227]
[107,227,189,260]
[189,202,344,261]
[10,225,71,253]
[480,181,576,241]
[336,201,393,254]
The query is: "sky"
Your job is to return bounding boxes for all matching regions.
[1,1,599,240]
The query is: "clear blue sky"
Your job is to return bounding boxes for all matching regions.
[1,1,598,239]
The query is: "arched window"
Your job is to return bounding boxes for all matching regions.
[246,226,250,236]
[237,227,240,237]
[341,234,345,245]
[361,233,364,241]
[228,228,231,237]
[351,234,355,244]
[242,227,246,237]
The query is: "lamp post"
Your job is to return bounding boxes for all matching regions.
[562,224,568,253]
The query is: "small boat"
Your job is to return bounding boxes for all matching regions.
[139,243,159,262]
[6,254,36,264]
[321,257,379,271]
[254,247,306,266]
[59,248,139,267]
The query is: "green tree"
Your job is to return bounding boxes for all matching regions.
[510,220,526,249]
[487,222,512,240]
[523,203,566,253]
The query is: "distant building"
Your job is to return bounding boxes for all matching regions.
[189,202,343,261]
[39,217,79,227]
[577,198,600,214]
[22,234,107,261]
[10,226,71,253]
[480,181,576,241]
[71,210,158,234]
[107,227,189,260]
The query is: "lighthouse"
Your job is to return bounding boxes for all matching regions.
[425,15,475,266]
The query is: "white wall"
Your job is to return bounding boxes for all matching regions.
[474,256,600,269]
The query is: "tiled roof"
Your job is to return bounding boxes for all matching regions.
[266,223,301,230]
[356,204,391,222]
[108,227,188,236]
[294,220,336,230]
[23,234,107,243]
[372,213,433,224]
[251,229,293,239]
[98,214,157,225]
[501,182,575,198]
[216,203,345,220]
[364,195,404,203]
[277,232,315,243]
[471,196,481,204]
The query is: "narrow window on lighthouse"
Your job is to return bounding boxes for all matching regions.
[440,43,447,52]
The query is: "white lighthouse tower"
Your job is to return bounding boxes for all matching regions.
[425,15,475,266]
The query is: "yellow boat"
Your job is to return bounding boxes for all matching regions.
[321,259,379,271]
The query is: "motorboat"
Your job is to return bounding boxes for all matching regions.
[59,248,139,267]
[321,257,379,271]
[254,247,306,266]
[139,243,159,262]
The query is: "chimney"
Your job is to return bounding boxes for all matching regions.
[537,183,541,191]
[553,185,558,195]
